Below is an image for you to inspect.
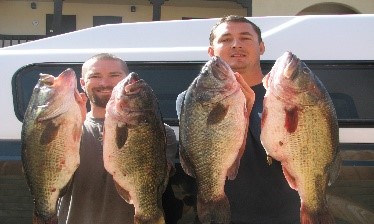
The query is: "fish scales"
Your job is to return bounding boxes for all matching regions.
[177,56,247,224]
[181,100,241,198]
[261,52,340,224]
[21,69,84,223]
[103,72,169,224]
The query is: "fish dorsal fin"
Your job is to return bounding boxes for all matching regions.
[328,150,341,186]
[114,181,132,204]
[176,90,186,120]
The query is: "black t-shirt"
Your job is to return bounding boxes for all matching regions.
[225,84,300,224]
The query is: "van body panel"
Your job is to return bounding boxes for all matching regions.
[1,15,373,223]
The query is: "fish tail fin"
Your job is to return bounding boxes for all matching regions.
[197,195,230,224]
[134,211,165,224]
[300,203,335,224]
[32,211,58,224]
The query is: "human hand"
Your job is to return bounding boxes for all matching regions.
[227,72,254,175]
[75,91,88,121]
[234,72,255,115]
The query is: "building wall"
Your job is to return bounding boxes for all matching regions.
[0,0,373,35]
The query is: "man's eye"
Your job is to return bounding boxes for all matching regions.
[88,75,99,79]
[243,36,254,41]
[220,38,230,43]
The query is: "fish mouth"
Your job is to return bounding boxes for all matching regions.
[39,74,55,85]
[265,52,320,106]
[211,56,233,80]
[262,52,296,91]
[123,72,143,95]
[39,68,77,89]
[283,52,300,80]
[58,68,78,88]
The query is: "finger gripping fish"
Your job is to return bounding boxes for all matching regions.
[261,52,341,224]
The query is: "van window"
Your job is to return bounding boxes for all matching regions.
[12,62,202,125]
[12,61,374,127]
[12,63,83,122]
[261,60,374,126]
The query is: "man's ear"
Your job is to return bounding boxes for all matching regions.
[80,78,86,92]
[259,41,265,55]
[208,46,215,57]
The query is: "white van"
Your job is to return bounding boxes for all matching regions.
[1,15,373,223]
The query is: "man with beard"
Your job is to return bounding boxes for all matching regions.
[57,53,181,223]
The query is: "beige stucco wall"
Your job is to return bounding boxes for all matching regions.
[0,0,373,35]
[0,1,52,35]
[0,1,246,34]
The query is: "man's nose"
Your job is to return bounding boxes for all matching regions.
[99,77,112,86]
[232,39,242,48]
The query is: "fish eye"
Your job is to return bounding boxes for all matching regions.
[41,76,55,85]
[302,67,310,74]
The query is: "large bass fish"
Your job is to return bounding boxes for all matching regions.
[176,56,248,224]
[103,72,169,224]
[21,69,86,224]
[261,52,341,224]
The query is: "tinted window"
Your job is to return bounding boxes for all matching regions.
[12,61,374,126]
[261,61,374,125]
[12,63,83,122]
[12,62,202,125]
[130,63,201,125]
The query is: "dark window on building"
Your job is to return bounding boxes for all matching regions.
[93,16,122,26]
[46,14,76,36]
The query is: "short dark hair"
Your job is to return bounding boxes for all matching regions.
[209,15,262,45]
[82,53,129,78]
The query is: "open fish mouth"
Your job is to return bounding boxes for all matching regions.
[124,73,142,94]
[283,53,300,80]
[211,56,232,80]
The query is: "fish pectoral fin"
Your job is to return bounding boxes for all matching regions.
[284,106,299,133]
[115,124,128,149]
[328,151,342,186]
[59,176,74,198]
[281,165,298,190]
[40,120,60,145]
[114,181,132,204]
[267,155,273,165]
[207,103,229,125]
[227,157,240,180]
[227,116,249,180]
